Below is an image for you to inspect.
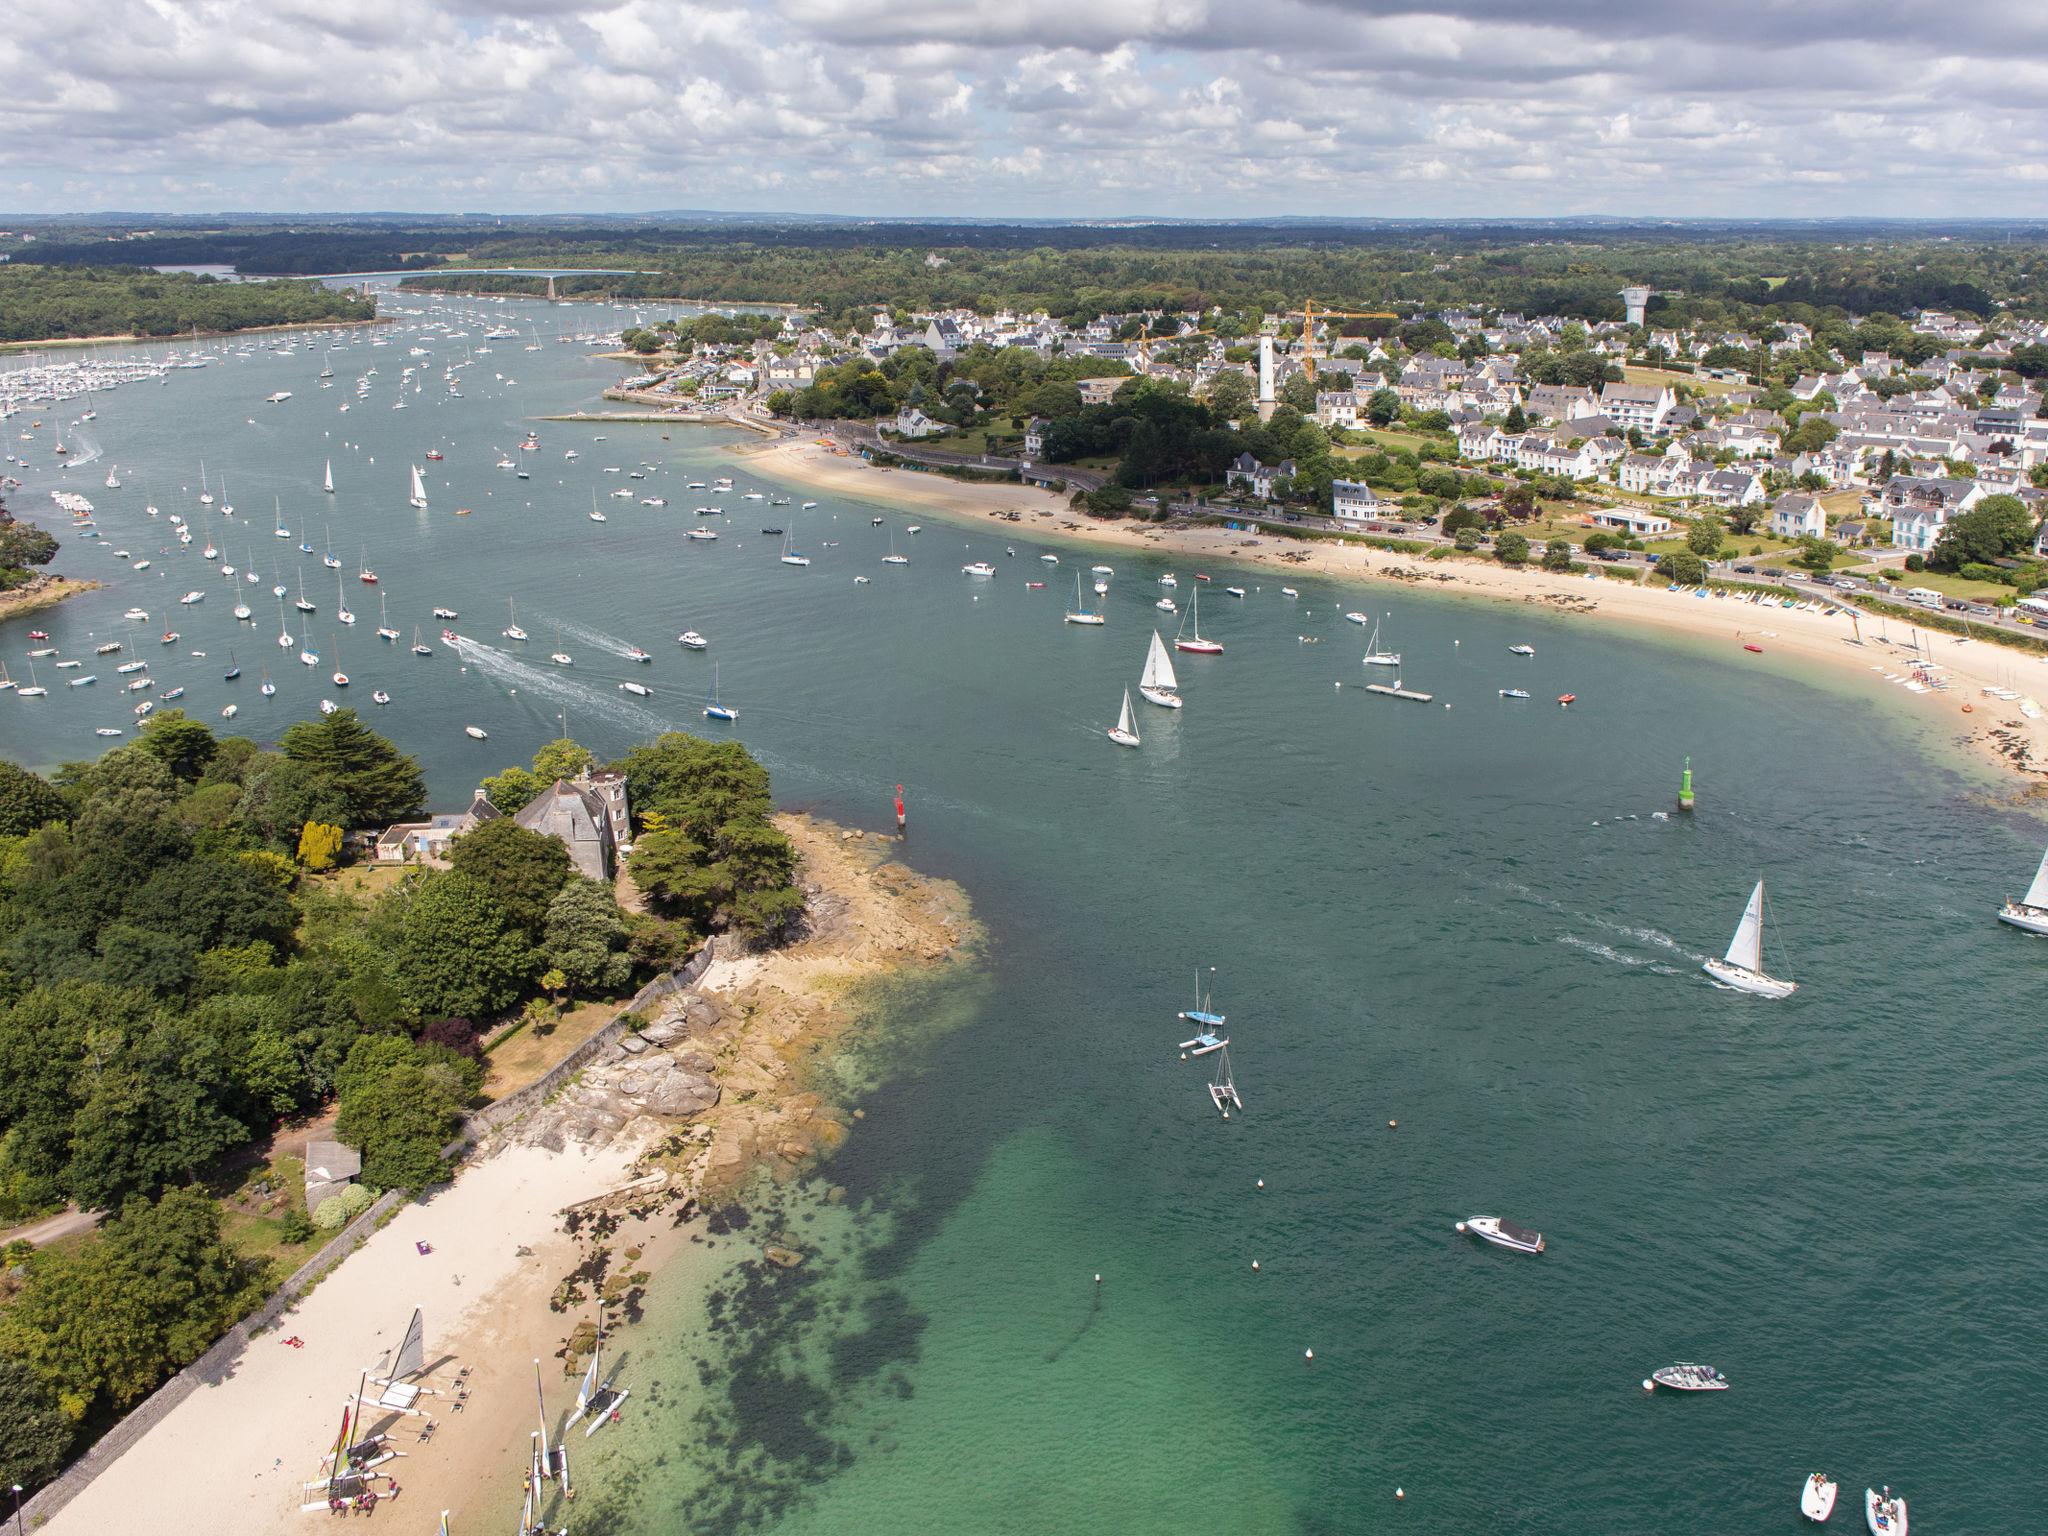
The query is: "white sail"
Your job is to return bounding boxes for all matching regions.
[409,465,427,505]
[1724,881,1766,972]
[1141,630,1177,692]
[378,1308,425,1382]
[1116,688,1138,742]
[2025,845,2048,909]
[323,459,334,493]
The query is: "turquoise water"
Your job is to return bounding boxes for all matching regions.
[6,296,2046,1532]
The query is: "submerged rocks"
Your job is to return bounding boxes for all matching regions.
[763,1245,804,1269]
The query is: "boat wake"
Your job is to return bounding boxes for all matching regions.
[441,634,667,734]
[1558,935,1682,974]
[542,615,647,661]
[61,432,104,468]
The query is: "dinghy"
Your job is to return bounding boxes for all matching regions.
[1864,1487,1906,1534]
[1802,1473,1838,1523]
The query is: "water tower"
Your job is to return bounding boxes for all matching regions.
[1620,286,1651,327]
[1257,335,1276,404]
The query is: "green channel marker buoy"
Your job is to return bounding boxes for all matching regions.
[1678,757,1695,812]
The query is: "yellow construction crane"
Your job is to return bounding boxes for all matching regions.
[1292,301,1399,379]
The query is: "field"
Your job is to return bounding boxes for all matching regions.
[1846,565,2011,604]
[1623,364,1749,399]
[1334,426,1458,457]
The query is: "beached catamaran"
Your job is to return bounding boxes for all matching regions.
[563,1310,629,1435]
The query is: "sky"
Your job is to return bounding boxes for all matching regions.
[4,0,2046,217]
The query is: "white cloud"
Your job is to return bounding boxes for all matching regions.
[0,0,2044,213]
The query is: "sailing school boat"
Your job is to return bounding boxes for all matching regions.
[1107,687,1140,747]
[1702,880,1798,998]
[408,464,428,510]
[1139,630,1181,708]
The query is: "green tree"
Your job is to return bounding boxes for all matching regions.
[1453,525,1483,551]
[1494,531,1531,565]
[479,765,544,814]
[1503,400,1527,433]
[1202,370,1253,420]
[0,1356,74,1492]
[1686,513,1725,557]
[542,879,634,999]
[234,756,351,847]
[1541,540,1574,572]
[1724,504,1764,535]
[1795,537,1837,574]
[1278,372,1319,414]
[530,738,593,783]
[446,818,572,942]
[0,759,66,836]
[626,825,717,916]
[277,710,425,827]
[134,710,218,782]
[335,1050,462,1192]
[1365,387,1401,427]
[1440,506,1486,539]
[388,871,533,1020]
[1928,494,2037,572]
[0,1189,257,1421]
[1660,549,1708,584]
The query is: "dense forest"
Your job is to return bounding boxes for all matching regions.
[0,266,373,343]
[0,713,798,1492]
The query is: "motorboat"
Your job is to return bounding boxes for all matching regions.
[464,725,488,739]
[1224,586,1246,598]
[1455,1217,1544,1255]
[371,690,391,705]
[1500,688,1531,699]
[1509,644,1536,656]
[1702,880,1797,998]
[1864,1487,1906,1535]
[678,631,709,650]
[1647,1363,1728,1392]
[1802,1474,1838,1524]
[688,527,718,540]
[962,562,996,577]
[626,646,652,663]
[620,681,652,697]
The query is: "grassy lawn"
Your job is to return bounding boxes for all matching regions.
[929,425,1021,459]
[1624,365,1747,399]
[1334,427,1456,457]
[1846,566,2012,604]
[479,996,621,1104]
[322,863,412,902]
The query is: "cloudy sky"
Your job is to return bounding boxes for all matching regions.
[4,0,2044,217]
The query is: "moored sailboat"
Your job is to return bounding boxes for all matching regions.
[1173,586,1223,654]
[1065,571,1106,625]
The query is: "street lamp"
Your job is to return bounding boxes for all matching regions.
[12,1483,25,1536]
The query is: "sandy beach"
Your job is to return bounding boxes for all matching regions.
[731,436,2048,787]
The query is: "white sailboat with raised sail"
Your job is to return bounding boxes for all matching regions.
[1107,687,1140,747]
[1139,630,1182,708]
[1362,616,1401,667]
[408,464,428,510]
[1997,843,2048,934]
[323,459,334,494]
[562,1311,629,1436]
[1702,880,1798,997]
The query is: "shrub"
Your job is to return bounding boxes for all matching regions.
[312,1196,350,1231]
[1904,553,1925,572]
[278,1207,315,1244]
[338,1183,374,1217]
[1494,531,1531,565]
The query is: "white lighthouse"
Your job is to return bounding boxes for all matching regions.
[1257,335,1276,406]
[1620,286,1651,327]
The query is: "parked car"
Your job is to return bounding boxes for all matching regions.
[1734,564,1757,574]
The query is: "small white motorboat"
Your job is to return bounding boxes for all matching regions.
[371,690,390,705]
[1801,1473,1838,1523]
[619,681,652,697]
[1647,1363,1728,1392]
[1864,1486,1906,1535]
[1500,688,1531,699]
[1224,586,1245,598]
[220,704,239,720]
[1509,644,1536,656]
[678,631,708,650]
[1281,586,1299,597]
[961,562,996,577]
[319,699,337,715]
[464,725,488,739]
[1456,1217,1544,1255]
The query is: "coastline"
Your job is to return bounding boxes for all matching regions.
[730,435,2048,789]
[39,812,973,1536]
[0,317,385,355]
[0,575,101,623]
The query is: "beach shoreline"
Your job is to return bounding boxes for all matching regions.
[0,317,385,355]
[729,435,2048,790]
[0,575,101,624]
[38,812,974,1536]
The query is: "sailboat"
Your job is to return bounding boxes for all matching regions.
[336,570,355,625]
[331,637,349,687]
[1173,585,1223,654]
[1208,1042,1243,1118]
[1702,880,1798,997]
[1176,969,1227,1055]
[503,599,528,642]
[1066,571,1106,625]
[1107,687,1141,747]
[550,629,573,667]
[882,529,908,565]
[323,459,334,494]
[1139,630,1182,708]
[377,593,399,641]
[260,669,276,697]
[408,464,428,510]
[16,660,47,698]
[411,625,433,657]
[780,527,810,567]
[533,1361,571,1496]
[563,1311,630,1436]
[322,530,342,570]
[198,460,214,507]
[273,496,290,539]
[295,567,316,613]
[1997,842,2048,934]
[223,649,241,681]
[276,595,294,649]
[1362,617,1401,667]
[703,665,737,722]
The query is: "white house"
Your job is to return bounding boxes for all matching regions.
[1596,380,1675,432]
[1226,452,1296,500]
[1616,446,1692,495]
[1767,493,1827,540]
[1331,479,1385,526]
[1588,506,1672,537]
[1315,391,1359,430]
[890,406,941,439]
[1884,475,1985,551]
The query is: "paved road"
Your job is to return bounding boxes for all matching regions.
[0,1205,103,1249]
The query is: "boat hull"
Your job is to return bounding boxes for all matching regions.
[1107,728,1140,748]
[1864,1489,1906,1535]
[1802,1476,1838,1522]
[1997,903,2048,935]
[1702,959,1797,998]
[1139,687,1182,709]
[1174,640,1223,654]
